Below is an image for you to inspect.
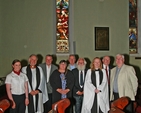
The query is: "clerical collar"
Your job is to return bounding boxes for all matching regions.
[30,65,36,69]
[95,69,100,71]
[13,70,20,75]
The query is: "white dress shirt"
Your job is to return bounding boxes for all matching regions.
[46,65,51,83]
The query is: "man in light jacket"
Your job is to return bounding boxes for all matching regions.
[110,54,138,113]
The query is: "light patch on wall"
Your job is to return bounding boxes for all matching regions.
[99,0,104,2]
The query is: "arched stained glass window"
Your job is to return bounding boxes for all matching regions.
[129,0,138,54]
[56,0,69,53]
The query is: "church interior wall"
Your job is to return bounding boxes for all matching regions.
[0,0,141,81]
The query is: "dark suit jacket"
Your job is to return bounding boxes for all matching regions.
[72,68,88,96]
[39,63,58,93]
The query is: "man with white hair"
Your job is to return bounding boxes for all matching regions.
[110,54,138,113]
[22,54,48,113]
[72,58,88,113]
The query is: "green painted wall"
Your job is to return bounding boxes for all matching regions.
[0,0,141,80]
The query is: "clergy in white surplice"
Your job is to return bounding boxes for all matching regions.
[22,54,48,113]
[81,57,109,113]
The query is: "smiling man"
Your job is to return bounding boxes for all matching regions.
[22,54,48,113]
[110,54,138,113]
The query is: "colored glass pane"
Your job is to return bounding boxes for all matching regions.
[129,0,137,53]
[56,0,69,53]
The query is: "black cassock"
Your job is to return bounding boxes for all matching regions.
[91,70,103,113]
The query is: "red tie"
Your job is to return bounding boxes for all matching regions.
[105,66,109,84]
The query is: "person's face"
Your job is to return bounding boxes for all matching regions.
[29,56,37,66]
[12,62,21,72]
[59,63,67,70]
[93,58,101,69]
[69,56,76,65]
[45,56,53,66]
[102,56,110,66]
[116,55,124,68]
[78,59,85,66]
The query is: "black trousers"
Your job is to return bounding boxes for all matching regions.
[44,93,52,113]
[10,94,26,113]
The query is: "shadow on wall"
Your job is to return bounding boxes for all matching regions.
[52,54,58,68]
[124,54,141,82]
[37,54,43,65]
[84,57,91,69]
[109,55,115,67]
[21,59,28,67]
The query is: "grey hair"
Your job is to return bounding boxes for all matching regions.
[76,58,87,65]
[116,54,124,59]
[29,54,38,60]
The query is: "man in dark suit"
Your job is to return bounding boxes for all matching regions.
[39,54,58,113]
[102,56,112,85]
[102,55,112,107]
[72,58,88,113]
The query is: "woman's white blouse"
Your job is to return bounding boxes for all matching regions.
[5,71,28,95]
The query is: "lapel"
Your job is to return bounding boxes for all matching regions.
[111,64,125,83]
[67,64,71,70]
[46,64,53,82]
[118,64,125,77]
[103,64,111,77]
[84,69,88,80]
[109,67,111,77]
[50,64,53,74]
[43,63,47,80]
[76,69,79,81]
[78,69,87,83]
[111,67,116,83]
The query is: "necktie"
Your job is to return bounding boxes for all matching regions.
[105,66,109,84]
[80,71,83,86]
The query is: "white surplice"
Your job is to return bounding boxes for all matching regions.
[81,69,109,113]
[22,66,48,113]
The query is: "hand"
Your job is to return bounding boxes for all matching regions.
[30,90,36,95]
[57,88,63,94]
[30,90,39,95]
[63,89,70,94]
[11,100,16,109]
[34,90,39,95]
[57,89,70,94]
[95,89,100,93]
[76,91,83,95]
[25,98,29,106]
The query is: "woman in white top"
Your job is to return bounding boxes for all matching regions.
[81,57,109,113]
[5,59,29,113]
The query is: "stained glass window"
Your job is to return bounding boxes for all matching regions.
[129,0,137,53]
[56,0,69,53]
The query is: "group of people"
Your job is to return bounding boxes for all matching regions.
[5,54,138,113]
